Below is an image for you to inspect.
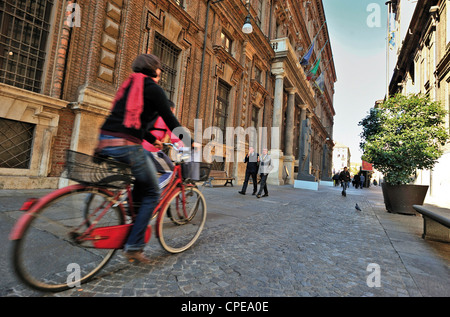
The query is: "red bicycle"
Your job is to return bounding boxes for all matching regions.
[9,143,210,292]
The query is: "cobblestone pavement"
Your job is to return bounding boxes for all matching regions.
[1,184,449,297]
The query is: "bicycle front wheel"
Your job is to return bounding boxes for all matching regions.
[11,185,124,292]
[157,186,207,253]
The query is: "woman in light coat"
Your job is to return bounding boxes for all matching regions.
[256,148,273,198]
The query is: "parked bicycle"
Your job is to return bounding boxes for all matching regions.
[9,143,210,292]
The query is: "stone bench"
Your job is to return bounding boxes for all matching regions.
[413,205,450,243]
[204,170,234,187]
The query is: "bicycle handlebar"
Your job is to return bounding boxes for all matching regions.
[162,143,192,163]
[163,142,181,151]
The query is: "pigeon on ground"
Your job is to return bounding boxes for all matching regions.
[355,203,362,211]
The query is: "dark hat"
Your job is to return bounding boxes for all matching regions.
[132,54,161,77]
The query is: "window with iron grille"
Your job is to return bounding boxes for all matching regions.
[0,0,53,93]
[0,118,35,169]
[211,159,224,171]
[215,80,231,133]
[153,33,181,100]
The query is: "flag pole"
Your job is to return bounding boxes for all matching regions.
[301,20,326,61]
[309,39,329,69]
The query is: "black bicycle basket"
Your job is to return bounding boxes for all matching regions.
[64,150,134,188]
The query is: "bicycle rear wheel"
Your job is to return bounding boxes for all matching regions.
[11,185,124,292]
[157,186,207,253]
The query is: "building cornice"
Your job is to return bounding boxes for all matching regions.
[389,0,438,95]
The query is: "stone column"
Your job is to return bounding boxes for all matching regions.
[321,141,333,185]
[298,105,308,146]
[285,89,296,156]
[267,70,285,186]
[272,72,285,139]
[283,88,296,184]
[294,111,317,190]
[310,117,318,177]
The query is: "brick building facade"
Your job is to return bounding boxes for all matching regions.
[0,0,335,189]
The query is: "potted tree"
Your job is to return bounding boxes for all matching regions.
[359,93,449,215]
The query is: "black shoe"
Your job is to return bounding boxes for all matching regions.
[256,194,261,198]
[238,191,245,195]
[252,192,256,195]
[262,194,268,197]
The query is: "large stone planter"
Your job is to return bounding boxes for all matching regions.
[381,183,429,215]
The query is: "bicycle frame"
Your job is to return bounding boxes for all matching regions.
[9,184,119,241]
[10,147,192,249]
[9,143,207,292]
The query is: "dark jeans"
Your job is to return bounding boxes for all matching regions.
[257,173,268,196]
[99,135,160,252]
[342,180,349,193]
[241,169,257,194]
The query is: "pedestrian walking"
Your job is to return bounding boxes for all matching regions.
[256,148,273,198]
[339,167,351,197]
[332,173,340,186]
[238,146,259,195]
[353,173,360,188]
[359,173,365,189]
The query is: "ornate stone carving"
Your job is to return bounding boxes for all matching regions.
[98,1,123,83]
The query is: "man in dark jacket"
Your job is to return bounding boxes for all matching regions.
[238,146,259,195]
[339,167,351,197]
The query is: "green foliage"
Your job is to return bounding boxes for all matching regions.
[359,93,449,185]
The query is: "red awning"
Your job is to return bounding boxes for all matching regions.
[362,160,373,171]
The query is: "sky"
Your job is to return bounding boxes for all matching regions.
[322,0,390,163]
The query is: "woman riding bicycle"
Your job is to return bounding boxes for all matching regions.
[95,54,191,263]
